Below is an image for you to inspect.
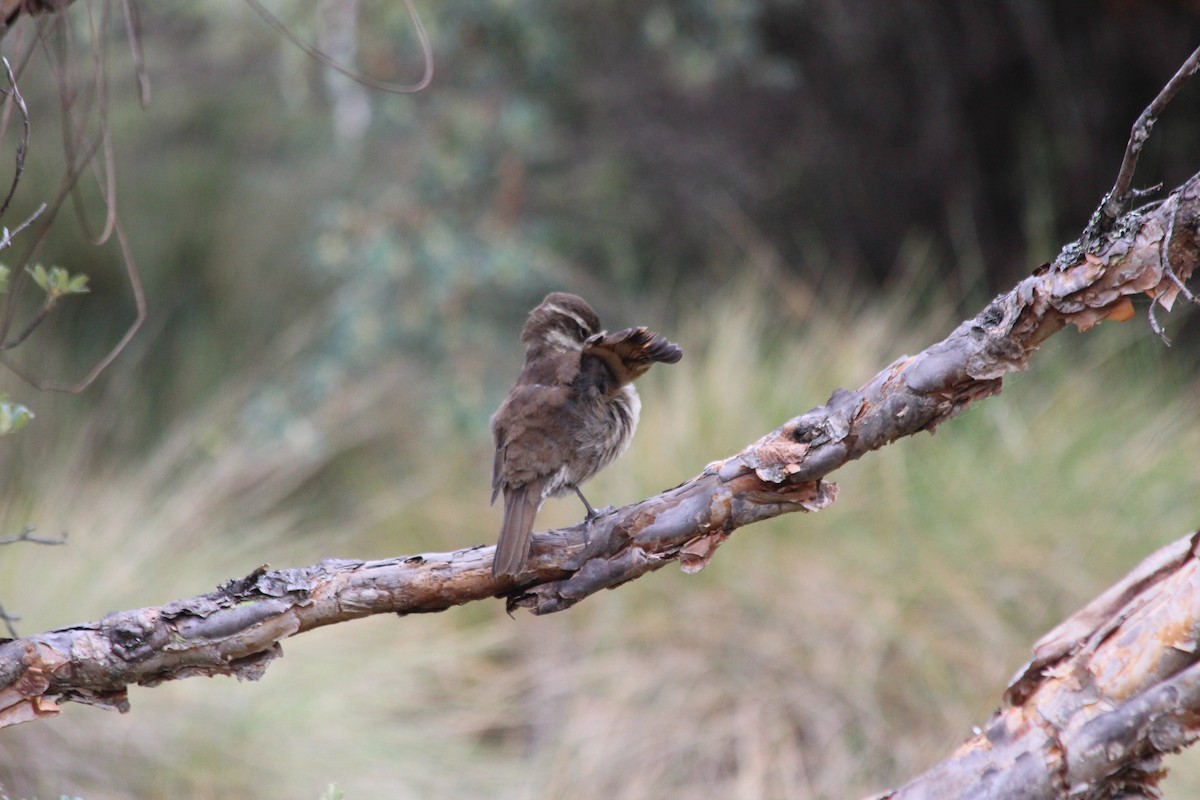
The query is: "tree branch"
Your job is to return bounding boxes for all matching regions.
[0,0,70,34]
[0,523,65,545]
[0,599,20,639]
[2,172,1198,733]
[871,530,1200,799]
[1088,44,1200,240]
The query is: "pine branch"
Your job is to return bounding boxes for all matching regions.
[872,530,1200,799]
[2,172,1197,738]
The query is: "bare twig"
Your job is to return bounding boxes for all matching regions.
[0,201,45,251]
[42,219,143,390]
[1,295,54,349]
[1147,299,1171,345]
[63,0,119,247]
[0,9,146,388]
[0,600,19,639]
[1086,44,1200,240]
[0,523,66,546]
[243,0,434,94]
[1160,195,1198,304]
[0,525,66,642]
[120,0,150,108]
[0,54,41,350]
[0,0,72,37]
[0,216,146,392]
[0,56,30,220]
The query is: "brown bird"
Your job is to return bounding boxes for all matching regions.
[490,292,682,579]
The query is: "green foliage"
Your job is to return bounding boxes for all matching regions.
[0,395,33,435]
[26,264,89,300]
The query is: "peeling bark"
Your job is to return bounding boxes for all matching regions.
[0,477,835,727]
[872,531,1200,800]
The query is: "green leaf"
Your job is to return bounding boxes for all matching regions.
[50,266,70,292]
[26,264,90,298]
[0,263,8,294]
[0,394,33,435]
[66,273,91,294]
[28,263,48,292]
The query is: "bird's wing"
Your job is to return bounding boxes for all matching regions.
[583,326,682,384]
[490,445,505,505]
[490,383,571,491]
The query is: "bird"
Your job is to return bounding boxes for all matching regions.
[490,292,682,579]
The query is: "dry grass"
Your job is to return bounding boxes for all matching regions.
[2,285,1200,799]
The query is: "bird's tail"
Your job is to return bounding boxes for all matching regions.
[493,483,543,579]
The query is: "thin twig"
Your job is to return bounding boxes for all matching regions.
[0,524,67,546]
[0,200,44,250]
[1159,198,1197,305]
[0,56,30,220]
[1088,44,1200,238]
[0,11,145,391]
[0,600,18,639]
[2,216,146,391]
[0,11,81,346]
[0,295,55,349]
[120,0,150,108]
[243,0,434,94]
[1148,300,1171,346]
[67,0,118,247]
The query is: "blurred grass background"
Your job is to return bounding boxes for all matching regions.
[0,1,1199,798]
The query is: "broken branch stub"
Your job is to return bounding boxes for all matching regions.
[735,173,1199,501]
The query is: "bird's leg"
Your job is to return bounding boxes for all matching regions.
[573,486,605,547]
[573,486,599,520]
[573,487,618,550]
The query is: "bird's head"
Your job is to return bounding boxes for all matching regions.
[521,292,603,354]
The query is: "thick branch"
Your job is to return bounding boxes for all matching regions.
[0,476,834,726]
[872,530,1200,799]
[1,173,1197,731]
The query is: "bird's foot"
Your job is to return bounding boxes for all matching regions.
[583,504,617,521]
[579,504,616,547]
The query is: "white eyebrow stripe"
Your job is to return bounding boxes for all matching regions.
[542,302,590,332]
